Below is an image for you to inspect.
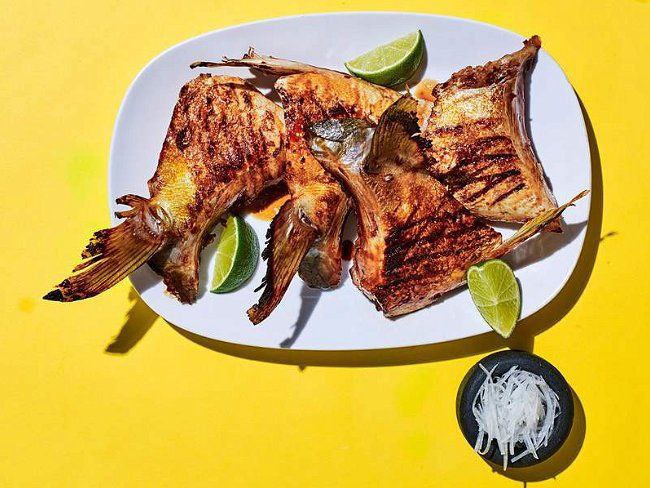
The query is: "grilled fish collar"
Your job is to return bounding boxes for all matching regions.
[309,96,586,316]
[45,75,284,303]
[420,36,561,230]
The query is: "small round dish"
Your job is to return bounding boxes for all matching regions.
[456,350,574,468]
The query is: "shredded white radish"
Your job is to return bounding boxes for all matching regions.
[472,364,560,470]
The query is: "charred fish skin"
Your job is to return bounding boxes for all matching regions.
[45,75,284,303]
[420,36,560,229]
[309,96,586,317]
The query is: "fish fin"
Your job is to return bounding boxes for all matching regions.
[366,95,426,173]
[158,239,203,304]
[247,199,317,324]
[157,186,245,303]
[308,118,374,176]
[527,35,542,49]
[43,196,166,302]
[307,123,381,258]
[490,190,589,257]
[307,95,425,173]
[298,198,349,289]
[191,47,342,76]
[308,118,381,225]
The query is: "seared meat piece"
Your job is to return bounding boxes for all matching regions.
[259,70,398,321]
[420,36,560,229]
[45,75,284,303]
[194,51,398,323]
[308,96,586,316]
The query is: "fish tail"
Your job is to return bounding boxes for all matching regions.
[43,195,166,302]
[491,190,589,257]
[247,199,317,324]
[298,198,349,289]
[191,47,338,76]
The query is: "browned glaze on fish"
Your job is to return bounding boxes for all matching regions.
[420,36,560,230]
[235,181,288,217]
[195,51,398,323]
[45,75,284,303]
[309,96,586,316]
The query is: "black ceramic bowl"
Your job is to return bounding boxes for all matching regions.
[456,350,574,468]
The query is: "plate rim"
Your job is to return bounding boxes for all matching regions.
[108,12,592,351]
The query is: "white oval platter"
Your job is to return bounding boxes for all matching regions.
[109,13,591,350]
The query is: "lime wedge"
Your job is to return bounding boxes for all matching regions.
[210,215,259,293]
[467,260,521,338]
[345,30,424,86]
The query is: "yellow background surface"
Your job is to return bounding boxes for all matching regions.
[1,1,648,486]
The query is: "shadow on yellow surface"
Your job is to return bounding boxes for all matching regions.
[105,289,158,354]
[489,389,587,483]
[105,92,602,369]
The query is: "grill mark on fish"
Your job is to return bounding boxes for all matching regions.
[464,169,521,202]
[385,210,452,242]
[325,102,349,119]
[242,93,259,173]
[491,182,526,204]
[382,228,499,288]
[175,127,191,151]
[429,117,502,137]
[456,135,512,156]
[385,211,471,257]
[384,218,486,272]
[437,153,519,192]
